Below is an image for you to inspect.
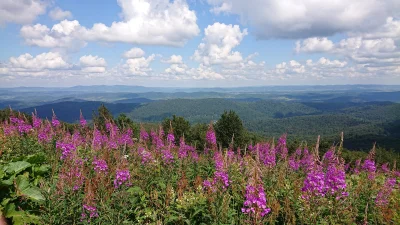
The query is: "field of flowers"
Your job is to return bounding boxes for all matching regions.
[0,111,399,224]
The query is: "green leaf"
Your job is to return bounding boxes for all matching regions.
[20,187,45,202]
[157,181,166,190]
[15,175,30,192]
[0,176,14,187]
[25,153,46,164]
[6,161,31,175]
[34,165,50,175]
[127,186,144,195]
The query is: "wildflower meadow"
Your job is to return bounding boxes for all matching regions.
[0,110,399,224]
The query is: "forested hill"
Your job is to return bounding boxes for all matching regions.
[19,101,141,123]
[4,97,400,151]
[128,98,321,123]
[128,99,400,150]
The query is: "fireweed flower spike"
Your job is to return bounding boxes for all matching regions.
[375,177,397,207]
[167,132,175,144]
[80,111,87,127]
[114,169,131,188]
[32,112,41,128]
[52,111,61,127]
[140,127,149,141]
[242,184,271,217]
[93,157,108,174]
[205,123,217,153]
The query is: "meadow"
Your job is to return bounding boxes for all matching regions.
[0,111,399,224]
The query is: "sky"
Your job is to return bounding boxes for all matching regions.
[0,0,399,87]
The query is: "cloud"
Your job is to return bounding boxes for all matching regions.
[192,22,248,65]
[295,16,400,78]
[165,63,187,74]
[20,0,200,50]
[162,55,183,64]
[207,0,400,39]
[20,20,87,51]
[356,17,400,39]
[123,54,156,76]
[274,57,351,79]
[123,48,145,58]
[0,0,47,26]
[276,60,305,74]
[219,53,267,80]
[79,55,107,67]
[295,37,334,53]
[187,64,225,80]
[81,67,106,73]
[9,52,70,70]
[49,7,73,21]
[79,55,107,73]
[83,0,200,46]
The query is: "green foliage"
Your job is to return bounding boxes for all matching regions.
[0,155,48,225]
[187,123,208,151]
[92,104,114,131]
[162,115,191,144]
[116,113,140,138]
[215,110,246,148]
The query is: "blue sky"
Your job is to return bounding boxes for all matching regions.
[0,0,399,87]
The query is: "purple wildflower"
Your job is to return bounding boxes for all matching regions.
[206,126,217,145]
[381,163,390,173]
[213,171,230,188]
[80,114,87,127]
[93,157,108,174]
[325,165,347,197]
[114,169,131,189]
[138,147,154,164]
[140,129,149,141]
[52,115,60,127]
[167,132,175,144]
[289,155,300,171]
[56,141,76,160]
[362,159,376,180]
[242,185,271,217]
[275,135,288,159]
[82,204,99,221]
[375,178,397,207]
[161,149,174,164]
[202,180,213,191]
[302,168,326,198]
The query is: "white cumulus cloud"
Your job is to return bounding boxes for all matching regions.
[192,22,248,65]
[295,37,334,53]
[207,0,400,39]
[162,55,183,64]
[79,55,107,67]
[0,0,47,26]
[49,7,72,21]
[79,55,107,73]
[9,52,70,70]
[123,54,156,76]
[123,48,146,58]
[20,20,87,51]
[83,0,200,46]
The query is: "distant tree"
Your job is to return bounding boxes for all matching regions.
[116,113,139,138]
[162,115,191,144]
[92,104,113,131]
[215,110,246,148]
[188,123,208,151]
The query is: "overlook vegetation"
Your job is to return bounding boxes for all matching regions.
[1,107,400,224]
